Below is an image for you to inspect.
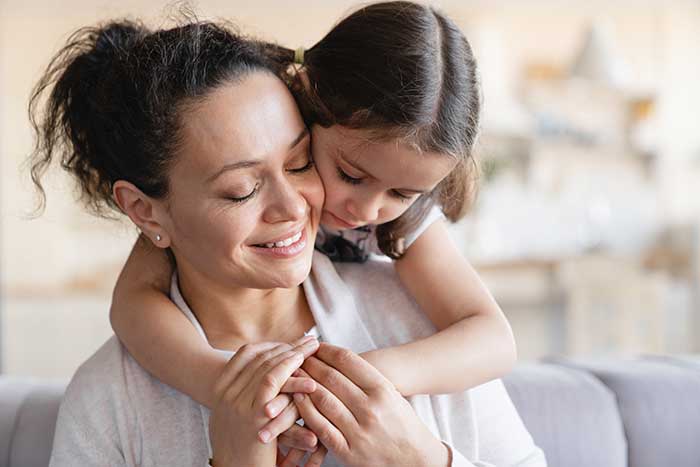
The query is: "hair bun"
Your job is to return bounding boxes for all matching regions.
[88,21,146,69]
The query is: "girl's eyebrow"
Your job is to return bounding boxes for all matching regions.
[338,149,372,178]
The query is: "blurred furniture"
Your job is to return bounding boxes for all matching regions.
[557,256,669,355]
[477,250,695,359]
[2,355,700,467]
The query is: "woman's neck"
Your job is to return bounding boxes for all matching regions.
[176,267,315,351]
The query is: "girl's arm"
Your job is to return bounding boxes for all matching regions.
[110,235,228,408]
[362,220,516,396]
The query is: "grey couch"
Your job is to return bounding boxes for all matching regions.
[2,356,699,467]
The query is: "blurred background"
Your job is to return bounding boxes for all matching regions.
[1,0,699,380]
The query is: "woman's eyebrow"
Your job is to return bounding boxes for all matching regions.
[288,127,309,150]
[207,128,309,182]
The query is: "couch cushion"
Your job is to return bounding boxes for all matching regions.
[0,377,66,467]
[552,357,700,467]
[504,363,627,467]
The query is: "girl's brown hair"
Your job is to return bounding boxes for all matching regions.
[266,1,481,258]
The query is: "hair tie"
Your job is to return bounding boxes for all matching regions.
[294,47,305,65]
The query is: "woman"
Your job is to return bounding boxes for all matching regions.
[30,18,545,467]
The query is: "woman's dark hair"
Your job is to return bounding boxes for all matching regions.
[29,18,278,217]
[268,1,481,258]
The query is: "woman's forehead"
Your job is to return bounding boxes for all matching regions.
[175,73,305,178]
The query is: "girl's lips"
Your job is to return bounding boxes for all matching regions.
[251,228,308,259]
[324,210,361,230]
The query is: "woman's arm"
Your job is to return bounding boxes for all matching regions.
[110,235,228,408]
[363,219,516,396]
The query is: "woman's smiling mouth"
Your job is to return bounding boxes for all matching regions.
[252,228,307,258]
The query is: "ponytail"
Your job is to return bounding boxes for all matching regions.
[28,21,149,216]
[28,18,277,218]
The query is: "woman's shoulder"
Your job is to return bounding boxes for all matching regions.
[61,336,129,411]
[63,335,200,417]
[53,336,209,466]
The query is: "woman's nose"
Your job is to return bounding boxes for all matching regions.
[263,178,307,224]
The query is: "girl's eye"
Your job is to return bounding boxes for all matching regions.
[337,166,362,185]
[227,184,259,204]
[390,189,413,201]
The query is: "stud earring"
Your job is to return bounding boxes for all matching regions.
[155,234,162,242]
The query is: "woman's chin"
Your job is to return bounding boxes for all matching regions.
[266,270,311,289]
[258,255,313,289]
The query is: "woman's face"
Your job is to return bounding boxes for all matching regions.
[160,72,324,290]
[310,125,456,230]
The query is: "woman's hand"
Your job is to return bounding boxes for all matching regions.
[293,343,451,467]
[208,336,319,466]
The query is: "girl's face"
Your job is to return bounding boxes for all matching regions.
[311,125,456,230]
[159,72,324,291]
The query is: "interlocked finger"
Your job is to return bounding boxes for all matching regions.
[305,444,328,467]
[258,398,303,443]
[278,424,318,452]
[278,447,307,467]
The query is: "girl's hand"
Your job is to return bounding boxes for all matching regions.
[208,336,319,466]
[277,444,328,467]
[262,384,326,465]
[273,388,329,467]
[293,343,450,467]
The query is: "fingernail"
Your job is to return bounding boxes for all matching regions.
[294,393,305,402]
[303,380,316,392]
[266,403,280,417]
[258,429,271,443]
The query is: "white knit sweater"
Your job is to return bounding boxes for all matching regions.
[49,252,546,466]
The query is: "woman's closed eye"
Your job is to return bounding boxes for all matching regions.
[226,184,259,204]
[288,155,314,174]
[288,145,315,174]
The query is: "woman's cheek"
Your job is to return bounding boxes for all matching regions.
[306,171,326,215]
[310,175,326,212]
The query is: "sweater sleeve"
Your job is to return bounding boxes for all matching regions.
[49,339,135,467]
[49,402,127,467]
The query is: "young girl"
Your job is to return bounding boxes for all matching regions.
[110,1,515,464]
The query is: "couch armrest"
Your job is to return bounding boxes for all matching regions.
[0,377,67,467]
[504,363,627,467]
[550,357,700,467]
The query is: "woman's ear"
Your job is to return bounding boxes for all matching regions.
[112,180,171,248]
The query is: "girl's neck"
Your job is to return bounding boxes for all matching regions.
[176,268,315,351]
